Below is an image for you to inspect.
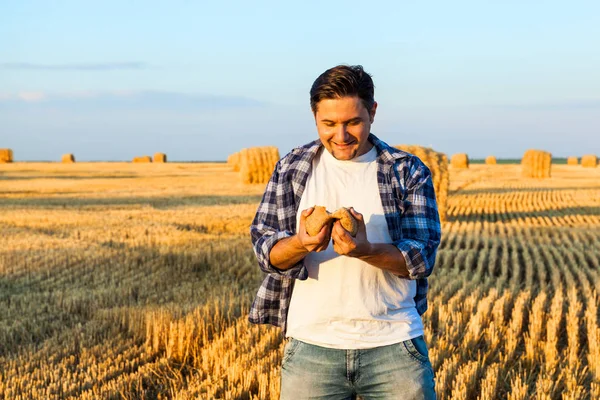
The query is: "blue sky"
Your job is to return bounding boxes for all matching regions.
[1,0,599,161]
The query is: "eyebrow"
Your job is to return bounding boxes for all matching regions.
[320,117,362,124]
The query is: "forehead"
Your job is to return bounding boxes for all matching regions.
[315,96,367,119]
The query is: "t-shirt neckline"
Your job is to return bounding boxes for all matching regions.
[321,145,377,166]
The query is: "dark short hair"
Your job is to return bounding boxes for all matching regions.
[310,65,375,114]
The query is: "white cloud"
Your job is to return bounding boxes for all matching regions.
[0,62,147,71]
[0,90,267,111]
[17,92,46,102]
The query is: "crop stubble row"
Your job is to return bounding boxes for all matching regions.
[0,164,598,399]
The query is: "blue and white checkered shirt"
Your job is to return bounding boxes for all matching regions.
[249,133,441,333]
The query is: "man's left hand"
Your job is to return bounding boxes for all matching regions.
[331,207,370,257]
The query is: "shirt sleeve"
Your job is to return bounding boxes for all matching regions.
[250,161,307,279]
[395,159,442,280]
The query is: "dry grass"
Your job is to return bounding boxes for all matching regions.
[394,145,449,221]
[0,148,13,163]
[1,162,599,399]
[521,149,552,178]
[451,153,469,168]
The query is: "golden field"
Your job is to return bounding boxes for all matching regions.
[0,161,599,399]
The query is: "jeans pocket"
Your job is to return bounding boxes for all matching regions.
[282,338,301,365]
[402,335,430,364]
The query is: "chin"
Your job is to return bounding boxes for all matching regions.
[333,150,357,160]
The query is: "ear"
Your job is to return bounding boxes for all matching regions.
[369,102,378,123]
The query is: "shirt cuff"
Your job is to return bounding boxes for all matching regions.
[396,239,429,280]
[261,230,307,278]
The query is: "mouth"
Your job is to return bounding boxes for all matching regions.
[333,141,355,148]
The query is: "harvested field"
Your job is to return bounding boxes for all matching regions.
[0,162,599,399]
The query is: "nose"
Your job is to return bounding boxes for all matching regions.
[333,125,350,143]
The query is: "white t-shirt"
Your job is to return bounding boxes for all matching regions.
[286,145,424,349]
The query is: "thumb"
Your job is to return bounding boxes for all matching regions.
[299,207,314,233]
[302,207,315,218]
[349,207,364,222]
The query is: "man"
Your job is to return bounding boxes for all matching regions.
[249,65,440,399]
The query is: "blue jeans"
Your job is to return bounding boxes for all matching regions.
[280,336,436,400]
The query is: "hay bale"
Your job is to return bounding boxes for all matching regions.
[394,145,449,222]
[567,157,578,166]
[451,153,469,168]
[0,148,14,163]
[485,156,497,165]
[227,152,242,171]
[153,153,167,163]
[521,149,552,178]
[581,154,598,168]
[239,146,280,184]
[61,153,75,163]
[132,156,152,163]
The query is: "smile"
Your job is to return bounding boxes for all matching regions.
[333,142,355,147]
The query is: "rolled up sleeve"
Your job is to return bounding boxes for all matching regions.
[395,161,441,280]
[250,162,307,279]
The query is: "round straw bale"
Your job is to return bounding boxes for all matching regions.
[567,157,578,166]
[240,146,280,184]
[153,153,167,163]
[61,154,75,163]
[581,154,598,168]
[485,156,497,165]
[394,145,449,222]
[132,156,152,163]
[521,149,551,178]
[0,148,14,163]
[227,152,241,171]
[451,153,469,168]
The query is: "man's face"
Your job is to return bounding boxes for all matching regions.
[314,96,377,161]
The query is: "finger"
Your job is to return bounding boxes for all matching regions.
[333,242,346,255]
[349,208,367,236]
[304,234,325,246]
[315,241,329,252]
[333,221,351,242]
[349,207,364,221]
[319,220,332,235]
[317,234,332,251]
[333,220,343,233]
[332,242,339,254]
[301,207,315,219]
[330,223,341,241]
[314,224,330,243]
[298,207,315,235]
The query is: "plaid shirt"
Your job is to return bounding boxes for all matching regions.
[249,133,441,333]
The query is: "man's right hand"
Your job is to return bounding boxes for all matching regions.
[269,207,333,271]
[296,207,332,253]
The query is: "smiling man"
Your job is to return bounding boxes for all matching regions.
[249,65,441,399]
